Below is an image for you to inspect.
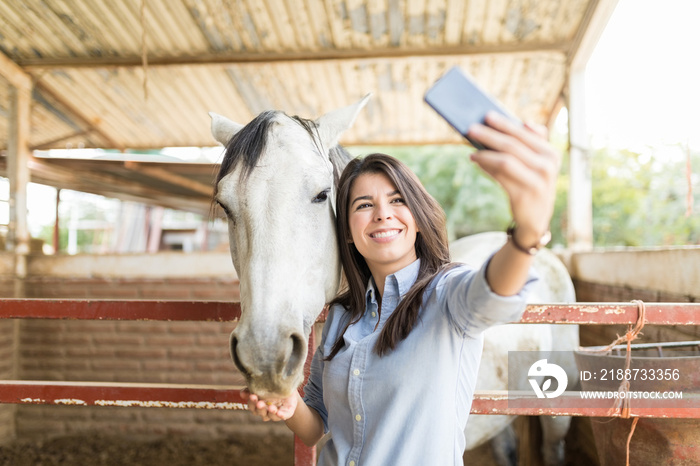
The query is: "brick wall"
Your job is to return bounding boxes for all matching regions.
[0,256,17,443]
[0,252,288,443]
[0,320,16,443]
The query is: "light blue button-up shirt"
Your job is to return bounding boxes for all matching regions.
[303,258,537,466]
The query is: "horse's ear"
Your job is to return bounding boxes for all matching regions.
[315,94,371,149]
[209,112,244,146]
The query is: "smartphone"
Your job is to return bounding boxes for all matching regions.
[424,66,520,150]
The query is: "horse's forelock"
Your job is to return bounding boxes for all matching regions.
[214,110,279,196]
[213,110,352,198]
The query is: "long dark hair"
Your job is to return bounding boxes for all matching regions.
[326,153,454,359]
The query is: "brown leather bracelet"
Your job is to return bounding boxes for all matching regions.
[506,223,551,255]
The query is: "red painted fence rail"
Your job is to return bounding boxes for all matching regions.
[0,299,697,325]
[1,299,699,465]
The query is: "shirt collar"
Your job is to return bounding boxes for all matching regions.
[365,259,421,302]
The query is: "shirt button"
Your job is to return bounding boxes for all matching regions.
[371,312,377,318]
[349,462,356,466]
[355,414,362,421]
[353,369,360,376]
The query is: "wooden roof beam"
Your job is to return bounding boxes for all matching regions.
[30,130,93,151]
[564,0,619,251]
[0,51,31,90]
[567,0,620,71]
[17,42,570,70]
[124,161,214,197]
[24,159,211,215]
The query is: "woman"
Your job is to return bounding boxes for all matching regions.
[242,112,560,465]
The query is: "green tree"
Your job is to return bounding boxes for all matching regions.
[591,145,700,246]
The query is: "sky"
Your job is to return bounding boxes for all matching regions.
[584,0,700,151]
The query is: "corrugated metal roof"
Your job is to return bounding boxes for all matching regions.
[0,0,615,213]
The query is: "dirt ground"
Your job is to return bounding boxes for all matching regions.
[0,432,293,466]
[0,417,597,466]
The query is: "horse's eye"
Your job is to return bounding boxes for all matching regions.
[312,189,330,204]
[216,200,234,220]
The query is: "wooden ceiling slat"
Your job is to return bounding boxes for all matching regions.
[303,0,335,50]
[259,62,296,113]
[313,61,344,118]
[347,0,372,49]
[443,0,466,46]
[186,68,236,138]
[64,69,151,146]
[34,73,124,149]
[461,0,487,44]
[52,0,113,55]
[94,1,141,54]
[133,68,198,146]
[268,0,301,50]
[365,0,389,48]
[131,69,193,146]
[37,0,96,55]
[140,0,180,55]
[324,0,348,48]
[71,0,128,55]
[245,0,282,52]
[390,61,406,143]
[405,0,426,48]
[482,0,509,44]
[532,0,562,42]
[213,67,256,124]
[290,63,320,116]
[150,0,205,54]
[199,0,245,52]
[282,0,315,50]
[0,2,40,58]
[425,0,446,45]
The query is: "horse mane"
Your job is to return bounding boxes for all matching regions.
[213,110,354,198]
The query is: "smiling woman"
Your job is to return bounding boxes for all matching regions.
[348,169,420,295]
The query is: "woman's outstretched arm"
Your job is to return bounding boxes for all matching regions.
[467,111,561,296]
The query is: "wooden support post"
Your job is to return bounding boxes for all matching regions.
[566,68,593,249]
[7,84,32,297]
[564,0,620,249]
[53,188,61,253]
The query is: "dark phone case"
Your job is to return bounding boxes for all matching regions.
[424,66,519,150]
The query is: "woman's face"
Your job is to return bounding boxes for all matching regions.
[347,172,419,277]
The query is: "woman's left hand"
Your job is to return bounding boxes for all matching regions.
[467,111,561,246]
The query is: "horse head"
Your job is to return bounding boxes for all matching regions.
[210,96,370,397]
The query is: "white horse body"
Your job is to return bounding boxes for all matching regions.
[211,97,578,465]
[451,232,578,459]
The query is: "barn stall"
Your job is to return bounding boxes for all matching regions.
[1,0,698,464]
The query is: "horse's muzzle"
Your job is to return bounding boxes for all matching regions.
[230,331,306,396]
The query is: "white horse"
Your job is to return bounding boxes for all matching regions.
[210,97,579,465]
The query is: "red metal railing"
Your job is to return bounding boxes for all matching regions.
[1,300,699,465]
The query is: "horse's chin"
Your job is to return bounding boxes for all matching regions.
[247,374,302,400]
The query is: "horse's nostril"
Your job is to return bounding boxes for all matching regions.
[230,335,251,378]
[284,333,306,379]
